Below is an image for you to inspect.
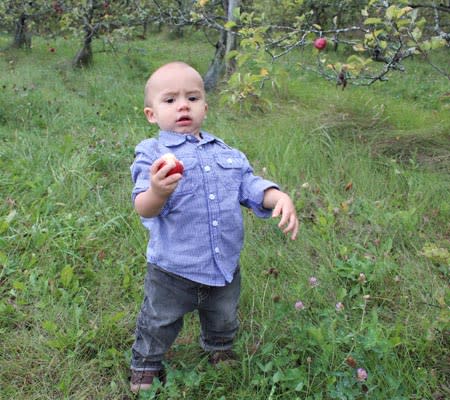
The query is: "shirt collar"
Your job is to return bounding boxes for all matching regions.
[158,130,218,147]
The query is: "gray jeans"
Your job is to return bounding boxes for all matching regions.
[131,263,241,371]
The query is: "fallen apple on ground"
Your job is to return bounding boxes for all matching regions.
[157,153,184,176]
[314,37,327,51]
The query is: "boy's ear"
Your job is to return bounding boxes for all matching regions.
[144,107,157,123]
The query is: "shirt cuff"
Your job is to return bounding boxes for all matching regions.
[249,183,279,218]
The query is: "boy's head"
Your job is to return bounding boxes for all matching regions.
[144,62,208,137]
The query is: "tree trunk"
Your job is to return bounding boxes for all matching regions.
[72,1,96,68]
[204,29,227,91]
[204,0,240,91]
[12,14,32,49]
[73,28,94,68]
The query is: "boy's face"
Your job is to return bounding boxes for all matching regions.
[144,64,208,137]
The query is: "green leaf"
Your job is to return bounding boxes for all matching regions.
[398,6,413,18]
[307,326,324,345]
[232,6,240,19]
[389,336,402,347]
[272,371,283,383]
[60,265,74,288]
[0,210,16,234]
[109,311,126,324]
[353,43,366,52]
[347,55,366,65]
[364,18,383,25]
[43,320,58,333]
[225,50,240,61]
[224,21,237,30]
[421,41,431,51]
[0,221,8,235]
[13,281,25,291]
[258,361,273,373]
[337,287,347,300]
[386,5,399,20]
[6,210,16,223]
[431,36,446,49]
[412,27,422,41]
[0,251,7,266]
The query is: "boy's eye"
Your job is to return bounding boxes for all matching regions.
[188,96,198,101]
[165,98,175,103]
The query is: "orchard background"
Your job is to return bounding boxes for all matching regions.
[1,1,449,399]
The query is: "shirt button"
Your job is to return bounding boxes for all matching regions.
[204,165,211,172]
[214,247,220,253]
[209,194,216,200]
[227,158,233,163]
[212,220,218,226]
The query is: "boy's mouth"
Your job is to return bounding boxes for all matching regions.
[176,116,192,125]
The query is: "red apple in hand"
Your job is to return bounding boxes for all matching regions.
[157,153,184,176]
[314,37,327,51]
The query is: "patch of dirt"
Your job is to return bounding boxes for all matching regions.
[370,134,450,173]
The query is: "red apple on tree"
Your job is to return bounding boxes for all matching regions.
[157,153,184,176]
[314,37,327,51]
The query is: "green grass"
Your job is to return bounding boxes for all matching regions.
[1,31,449,399]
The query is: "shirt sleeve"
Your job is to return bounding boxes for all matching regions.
[238,151,279,218]
[130,139,171,217]
[130,139,153,202]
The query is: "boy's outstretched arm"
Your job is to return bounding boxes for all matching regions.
[263,188,299,240]
[134,157,182,218]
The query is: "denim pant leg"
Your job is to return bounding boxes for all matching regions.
[131,264,197,371]
[198,269,241,352]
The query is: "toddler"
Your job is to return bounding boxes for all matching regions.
[129,61,299,393]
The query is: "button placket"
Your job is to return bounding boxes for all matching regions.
[197,147,221,263]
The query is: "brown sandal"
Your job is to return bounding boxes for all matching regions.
[130,369,166,393]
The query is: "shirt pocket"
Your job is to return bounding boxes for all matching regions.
[214,153,244,190]
[171,156,198,196]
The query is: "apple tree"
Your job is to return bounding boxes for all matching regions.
[190,0,241,90]
[0,0,161,67]
[0,0,62,48]
[60,0,159,68]
[219,0,449,110]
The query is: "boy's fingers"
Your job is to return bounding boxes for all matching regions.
[289,218,299,240]
[278,212,289,229]
[272,200,299,240]
[281,215,294,232]
[165,173,182,184]
[280,213,299,240]
[150,158,165,174]
[151,159,177,180]
[272,203,282,218]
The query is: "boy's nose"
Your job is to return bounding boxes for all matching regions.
[177,99,190,111]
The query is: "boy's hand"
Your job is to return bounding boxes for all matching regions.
[264,189,299,240]
[150,156,183,199]
[134,155,183,218]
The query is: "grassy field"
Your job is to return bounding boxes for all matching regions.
[0,31,449,399]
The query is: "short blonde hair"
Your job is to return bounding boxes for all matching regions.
[144,62,204,107]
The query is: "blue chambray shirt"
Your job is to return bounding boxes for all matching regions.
[131,130,278,286]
